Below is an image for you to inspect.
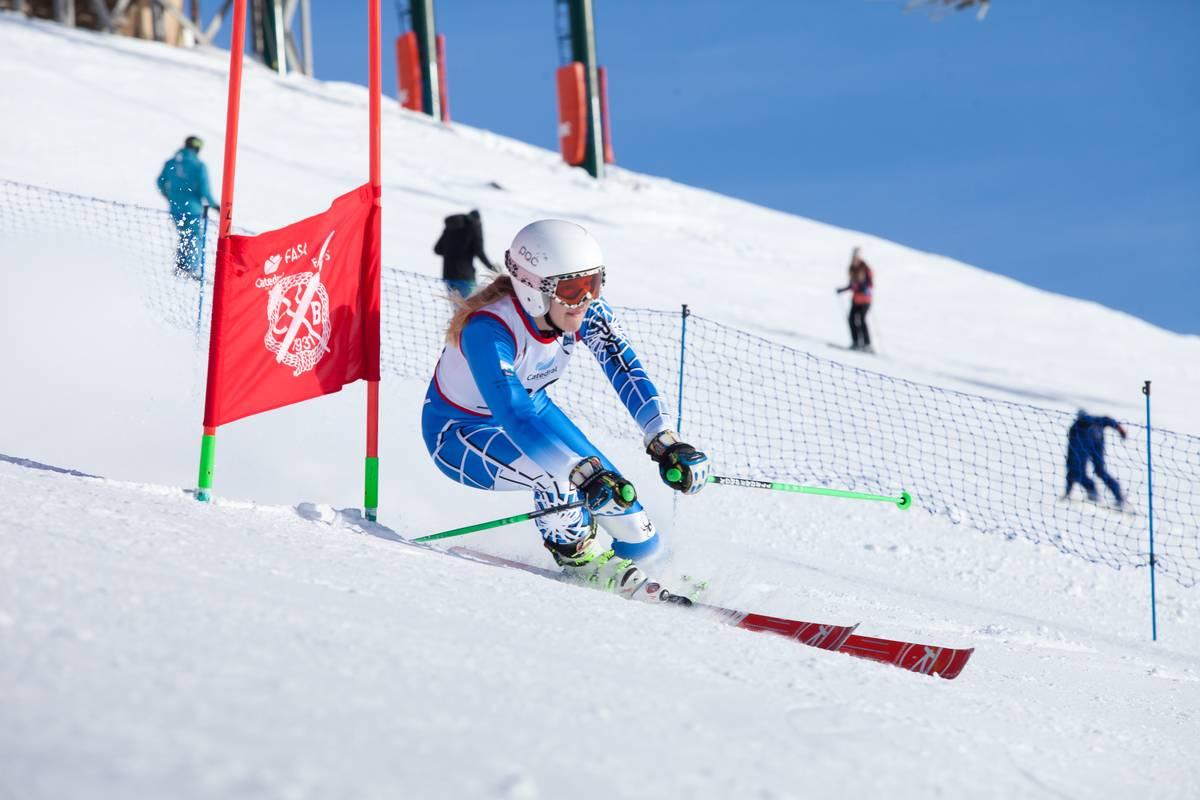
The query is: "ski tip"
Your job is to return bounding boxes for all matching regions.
[935,647,975,680]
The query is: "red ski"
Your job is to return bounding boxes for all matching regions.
[691,603,857,651]
[447,546,972,679]
[449,546,858,651]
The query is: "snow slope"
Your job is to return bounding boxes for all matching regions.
[4,461,1199,800]
[1,14,1198,800]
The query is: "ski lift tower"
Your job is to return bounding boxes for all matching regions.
[395,0,447,120]
[555,0,607,179]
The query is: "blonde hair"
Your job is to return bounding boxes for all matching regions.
[445,276,517,346]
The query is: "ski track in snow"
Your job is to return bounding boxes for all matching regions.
[0,14,1197,800]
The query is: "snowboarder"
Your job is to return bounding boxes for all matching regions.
[434,209,497,299]
[836,248,874,352]
[422,219,711,600]
[1064,410,1128,508]
[156,135,218,278]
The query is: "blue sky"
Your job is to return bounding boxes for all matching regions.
[209,1,1198,334]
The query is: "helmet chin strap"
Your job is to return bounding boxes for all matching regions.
[539,304,565,337]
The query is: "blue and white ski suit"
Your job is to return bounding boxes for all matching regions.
[422,293,669,559]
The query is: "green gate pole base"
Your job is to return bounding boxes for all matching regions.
[196,432,216,503]
[364,456,379,522]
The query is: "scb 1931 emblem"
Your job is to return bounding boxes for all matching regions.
[262,230,334,376]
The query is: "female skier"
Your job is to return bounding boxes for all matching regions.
[422,219,710,601]
[836,248,874,352]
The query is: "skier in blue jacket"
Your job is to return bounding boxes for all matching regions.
[156,135,218,277]
[1064,410,1127,508]
[422,219,711,601]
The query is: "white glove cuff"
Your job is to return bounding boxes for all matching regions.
[644,428,680,454]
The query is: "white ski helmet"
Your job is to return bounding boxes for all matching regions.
[505,219,605,317]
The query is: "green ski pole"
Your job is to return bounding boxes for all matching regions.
[414,500,588,543]
[687,472,911,510]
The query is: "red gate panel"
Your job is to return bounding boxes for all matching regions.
[556,63,587,166]
[395,32,422,112]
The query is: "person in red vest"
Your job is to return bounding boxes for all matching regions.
[836,247,874,353]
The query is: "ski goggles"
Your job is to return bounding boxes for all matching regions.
[506,252,605,309]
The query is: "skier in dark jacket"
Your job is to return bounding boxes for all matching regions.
[836,247,874,352]
[157,135,218,278]
[435,209,497,298]
[1064,410,1128,507]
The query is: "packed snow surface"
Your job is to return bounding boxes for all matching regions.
[1,14,1197,800]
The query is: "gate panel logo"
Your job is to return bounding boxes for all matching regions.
[261,230,335,376]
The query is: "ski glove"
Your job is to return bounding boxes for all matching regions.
[570,456,637,516]
[646,430,710,495]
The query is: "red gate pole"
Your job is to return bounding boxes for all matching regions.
[363,0,383,521]
[196,0,248,502]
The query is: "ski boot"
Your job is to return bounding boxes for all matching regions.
[543,531,691,605]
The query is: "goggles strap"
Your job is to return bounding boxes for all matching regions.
[505,251,604,305]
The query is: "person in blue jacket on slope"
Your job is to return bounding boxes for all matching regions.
[422,219,711,601]
[1064,410,1127,508]
[156,135,218,278]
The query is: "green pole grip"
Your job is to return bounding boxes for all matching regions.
[364,456,379,521]
[196,432,216,502]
